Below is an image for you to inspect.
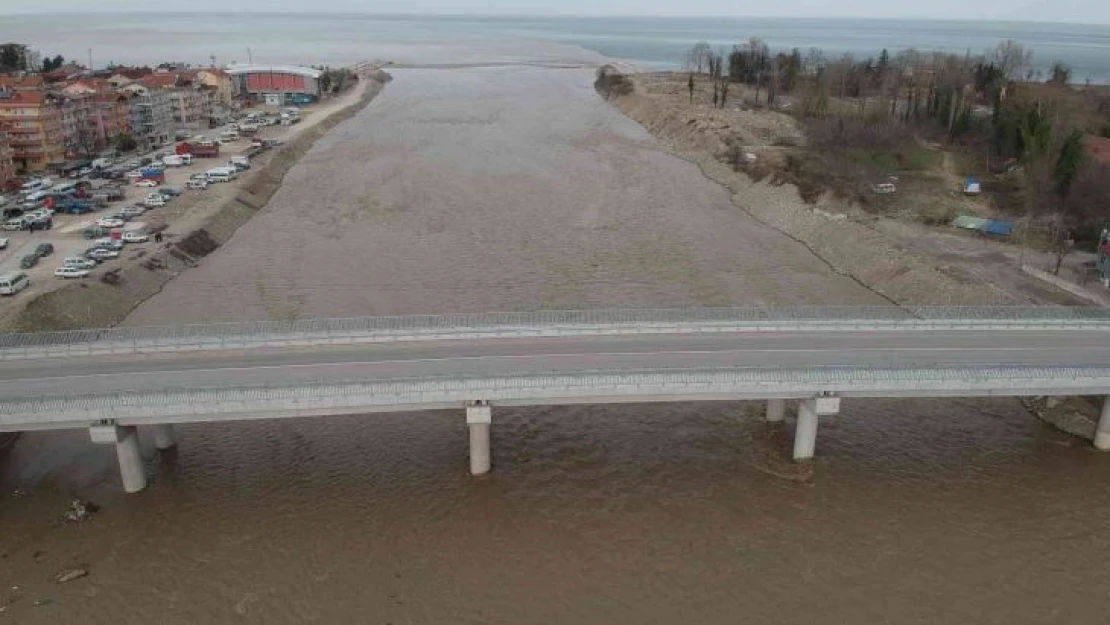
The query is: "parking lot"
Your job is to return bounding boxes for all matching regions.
[0,113,296,314]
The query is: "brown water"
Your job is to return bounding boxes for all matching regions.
[3,67,1110,624]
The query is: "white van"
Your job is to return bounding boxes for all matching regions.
[162,155,185,167]
[0,272,30,296]
[218,130,240,142]
[205,169,231,183]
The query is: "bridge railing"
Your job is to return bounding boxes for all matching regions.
[1,306,1109,360]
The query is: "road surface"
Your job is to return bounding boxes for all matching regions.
[2,329,1108,401]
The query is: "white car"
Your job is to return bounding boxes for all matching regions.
[145,196,166,207]
[63,257,97,270]
[92,237,123,249]
[186,179,208,190]
[0,238,8,249]
[125,170,144,180]
[87,248,120,261]
[96,217,125,228]
[54,266,90,279]
[135,180,159,188]
[120,206,146,217]
[122,231,149,243]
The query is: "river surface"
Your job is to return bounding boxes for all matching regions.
[3,66,1110,623]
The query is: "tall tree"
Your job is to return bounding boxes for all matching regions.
[1053,130,1085,197]
[1049,61,1071,86]
[0,43,28,72]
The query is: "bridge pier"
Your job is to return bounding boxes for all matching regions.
[152,424,177,450]
[793,396,840,462]
[1096,397,1110,451]
[766,399,786,422]
[89,424,147,493]
[467,402,492,475]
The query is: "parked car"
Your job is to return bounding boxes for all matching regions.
[145,196,166,208]
[126,160,142,169]
[96,217,125,228]
[158,187,182,197]
[55,266,90,279]
[28,216,52,230]
[135,179,159,188]
[92,237,123,250]
[120,206,146,217]
[78,166,93,177]
[0,272,29,296]
[33,242,54,258]
[87,248,120,261]
[63,256,97,269]
[186,179,209,190]
[189,173,208,181]
[2,218,26,231]
[122,231,149,243]
[125,170,144,180]
[19,254,38,269]
[0,238,8,249]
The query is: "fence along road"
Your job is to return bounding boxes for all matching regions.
[3,307,1110,493]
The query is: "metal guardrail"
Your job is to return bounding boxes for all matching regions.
[1,307,1109,361]
[3,364,1110,430]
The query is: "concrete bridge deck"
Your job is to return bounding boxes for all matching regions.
[3,307,1110,492]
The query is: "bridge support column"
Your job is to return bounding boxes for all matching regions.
[766,399,786,423]
[793,396,840,462]
[1095,397,1110,451]
[152,424,177,450]
[467,403,492,475]
[89,424,146,493]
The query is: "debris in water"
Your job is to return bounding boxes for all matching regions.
[62,499,99,523]
[53,569,87,584]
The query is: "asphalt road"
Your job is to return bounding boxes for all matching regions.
[2,330,1109,401]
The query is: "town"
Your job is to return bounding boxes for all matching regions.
[0,41,366,309]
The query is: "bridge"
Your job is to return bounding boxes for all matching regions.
[3,307,1110,493]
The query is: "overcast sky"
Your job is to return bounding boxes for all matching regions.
[1,0,1107,24]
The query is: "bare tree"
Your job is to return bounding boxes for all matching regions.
[686,42,713,74]
[992,40,1034,81]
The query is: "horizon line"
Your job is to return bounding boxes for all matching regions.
[1,12,1108,27]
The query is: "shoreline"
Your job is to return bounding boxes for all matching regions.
[2,71,391,333]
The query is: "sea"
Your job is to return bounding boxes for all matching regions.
[2,13,1110,82]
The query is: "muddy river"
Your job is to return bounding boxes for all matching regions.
[2,66,1109,624]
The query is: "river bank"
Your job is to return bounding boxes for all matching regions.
[596,68,1087,308]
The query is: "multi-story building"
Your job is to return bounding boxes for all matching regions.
[57,93,97,159]
[170,86,212,131]
[93,93,131,149]
[0,130,16,187]
[0,88,65,173]
[196,69,233,106]
[122,85,173,151]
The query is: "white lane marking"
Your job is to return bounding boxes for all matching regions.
[0,345,1097,386]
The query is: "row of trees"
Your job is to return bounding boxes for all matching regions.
[684,38,1109,235]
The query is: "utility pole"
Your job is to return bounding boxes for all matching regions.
[247,48,253,65]
[87,48,93,70]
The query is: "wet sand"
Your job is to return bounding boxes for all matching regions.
[3,66,1110,624]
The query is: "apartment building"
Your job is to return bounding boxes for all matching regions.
[0,87,65,173]
[122,84,173,151]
